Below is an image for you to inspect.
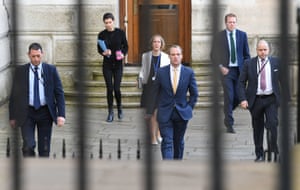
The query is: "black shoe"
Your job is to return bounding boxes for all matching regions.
[118,109,123,120]
[254,156,264,162]
[106,112,114,122]
[226,126,236,133]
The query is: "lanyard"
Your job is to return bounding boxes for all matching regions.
[153,54,161,74]
[257,59,269,75]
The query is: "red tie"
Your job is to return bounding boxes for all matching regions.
[260,59,266,91]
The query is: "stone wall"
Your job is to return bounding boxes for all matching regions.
[191,0,299,99]
[4,0,119,91]
[0,2,12,104]
[1,0,299,101]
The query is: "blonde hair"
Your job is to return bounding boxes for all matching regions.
[149,34,166,50]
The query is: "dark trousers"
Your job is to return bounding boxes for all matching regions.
[103,64,123,111]
[222,67,240,127]
[21,106,53,157]
[159,109,188,160]
[250,94,278,157]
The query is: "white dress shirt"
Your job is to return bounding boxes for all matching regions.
[29,63,46,106]
[257,58,273,95]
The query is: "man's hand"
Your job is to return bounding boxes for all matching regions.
[144,114,152,120]
[219,66,229,75]
[10,120,16,128]
[240,100,248,109]
[57,117,65,127]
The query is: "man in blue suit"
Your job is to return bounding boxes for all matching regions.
[148,45,198,160]
[9,42,65,157]
[239,40,288,162]
[211,13,250,133]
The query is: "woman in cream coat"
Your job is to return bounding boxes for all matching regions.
[139,34,170,144]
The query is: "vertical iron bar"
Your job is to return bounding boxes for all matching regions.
[141,1,154,190]
[297,7,300,143]
[210,0,223,190]
[75,1,88,190]
[11,0,21,190]
[279,0,291,190]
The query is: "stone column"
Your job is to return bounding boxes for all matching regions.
[0,1,12,104]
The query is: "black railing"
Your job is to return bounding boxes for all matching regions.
[9,1,294,190]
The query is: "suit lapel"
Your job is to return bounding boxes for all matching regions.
[269,57,274,87]
[177,66,184,89]
[252,57,259,83]
[235,30,240,51]
[146,52,152,74]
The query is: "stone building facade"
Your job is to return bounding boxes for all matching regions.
[0,1,12,104]
[1,0,298,104]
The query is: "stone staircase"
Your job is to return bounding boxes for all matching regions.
[64,63,216,108]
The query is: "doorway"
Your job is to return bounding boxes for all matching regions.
[120,0,191,65]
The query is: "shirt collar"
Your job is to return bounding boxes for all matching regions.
[170,64,181,71]
[226,29,236,36]
[30,62,42,70]
[260,57,268,63]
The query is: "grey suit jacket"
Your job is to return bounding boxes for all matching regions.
[139,51,170,84]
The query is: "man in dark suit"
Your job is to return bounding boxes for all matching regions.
[9,42,65,157]
[239,40,285,162]
[148,45,198,160]
[211,13,250,133]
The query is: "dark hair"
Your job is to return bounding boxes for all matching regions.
[224,13,237,23]
[103,12,114,22]
[28,42,43,53]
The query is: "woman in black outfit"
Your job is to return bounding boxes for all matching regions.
[97,12,128,122]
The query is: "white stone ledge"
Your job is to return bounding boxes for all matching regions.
[4,0,117,5]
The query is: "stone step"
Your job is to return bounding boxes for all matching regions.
[65,65,220,108]
[92,66,213,82]
[73,80,214,92]
[65,100,214,108]
[64,90,217,108]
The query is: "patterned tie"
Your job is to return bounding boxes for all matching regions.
[260,59,266,91]
[33,66,41,110]
[230,32,236,63]
[173,68,178,94]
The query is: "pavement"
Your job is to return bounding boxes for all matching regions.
[0,103,258,160]
[0,103,298,190]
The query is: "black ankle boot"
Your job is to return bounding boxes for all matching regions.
[106,111,114,122]
[118,108,123,120]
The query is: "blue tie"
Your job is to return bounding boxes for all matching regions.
[33,66,41,110]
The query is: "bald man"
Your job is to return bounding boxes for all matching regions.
[239,39,286,162]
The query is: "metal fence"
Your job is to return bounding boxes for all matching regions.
[9,0,296,190]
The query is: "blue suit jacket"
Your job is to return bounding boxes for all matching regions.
[9,63,65,127]
[238,56,285,109]
[149,65,198,123]
[211,29,250,72]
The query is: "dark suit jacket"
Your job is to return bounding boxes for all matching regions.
[9,63,65,127]
[149,65,198,123]
[211,29,250,72]
[238,56,283,109]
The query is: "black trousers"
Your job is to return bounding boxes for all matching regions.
[250,94,278,157]
[102,63,123,111]
[21,106,53,157]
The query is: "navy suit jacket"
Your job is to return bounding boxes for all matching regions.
[211,29,250,72]
[149,65,198,123]
[238,56,284,109]
[9,63,65,127]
